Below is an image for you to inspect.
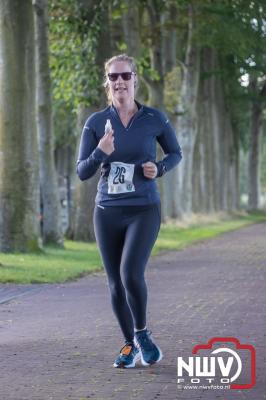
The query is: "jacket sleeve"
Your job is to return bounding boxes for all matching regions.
[76,119,109,181]
[155,116,182,177]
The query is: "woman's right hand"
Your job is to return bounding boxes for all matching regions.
[97,130,115,155]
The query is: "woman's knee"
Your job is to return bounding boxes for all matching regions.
[108,279,125,300]
[123,273,146,294]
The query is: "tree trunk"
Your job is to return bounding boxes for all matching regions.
[0,0,41,252]
[193,47,239,214]
[145,1,164,109]
[198,47,222,213]
[33,0,63,245]
[217,57,241,212]
[161,3,181,219]
[122,1,141,58]
[225,113,239,211]
[73,106,99,241]
[208,50,222,211]
[143,1,171,221]
[192,107,206,212]
[248,78,264,209]
[175,4,200,216]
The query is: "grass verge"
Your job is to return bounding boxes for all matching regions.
[0,211,265,284]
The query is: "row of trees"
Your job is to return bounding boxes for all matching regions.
[0,0,265,252]
[59,0,265,240]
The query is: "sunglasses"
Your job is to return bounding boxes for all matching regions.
[107,72,135,81]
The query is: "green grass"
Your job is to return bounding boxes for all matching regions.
[152,211,266,255]
[0,241,102,284]
[0,211,265,284]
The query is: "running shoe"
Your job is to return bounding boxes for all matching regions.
[134,329,163,366]
[113,342,140,368]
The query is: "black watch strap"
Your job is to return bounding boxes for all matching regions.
[155,162,166,177]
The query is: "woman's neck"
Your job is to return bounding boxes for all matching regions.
[113,98,137,116]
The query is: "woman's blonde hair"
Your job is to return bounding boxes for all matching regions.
[103,54,138,105]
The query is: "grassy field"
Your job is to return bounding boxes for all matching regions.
[0,211,265,284]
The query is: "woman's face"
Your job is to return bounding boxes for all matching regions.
[107,61,136,104]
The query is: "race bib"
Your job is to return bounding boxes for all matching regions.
[108,162,135,194]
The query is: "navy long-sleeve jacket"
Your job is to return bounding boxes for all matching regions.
[76,101,182,206]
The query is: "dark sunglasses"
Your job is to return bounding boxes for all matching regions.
[107,72,135,81]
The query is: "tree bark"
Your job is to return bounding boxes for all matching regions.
[194,59,214,213]
[122,0,141,58]
[148,1,170,221]
[161,3,181,219]
[193,47,239,214]
[73,106,99,241]
[175,4,200,216]
[0,0,41,252]
[33,0,63,245]
[192,108,206,212]
[145,0,164,109]
[248,78,265,209]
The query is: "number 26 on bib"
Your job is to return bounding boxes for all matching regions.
[108,162,135,194]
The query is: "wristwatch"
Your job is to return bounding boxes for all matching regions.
[155,162,166,177]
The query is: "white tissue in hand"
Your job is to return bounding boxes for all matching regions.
[105,119,112,134]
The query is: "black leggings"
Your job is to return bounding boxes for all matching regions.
[93,203,161,343]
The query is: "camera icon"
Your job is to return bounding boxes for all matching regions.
[192,337,256,389]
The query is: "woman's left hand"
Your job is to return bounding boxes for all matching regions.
[142,161,158,179]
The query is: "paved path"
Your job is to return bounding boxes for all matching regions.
[0,222,265,400]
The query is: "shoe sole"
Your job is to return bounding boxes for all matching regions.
[113,352,141,368]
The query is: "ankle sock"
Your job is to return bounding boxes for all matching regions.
[134,326,147,333]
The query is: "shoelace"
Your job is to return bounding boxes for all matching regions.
[120,344,133,356]
[136,330,154,351]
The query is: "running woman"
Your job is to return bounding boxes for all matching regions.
[76,54,182,368]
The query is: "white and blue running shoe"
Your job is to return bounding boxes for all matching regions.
[113,342,141,368]
[134,329,163,366]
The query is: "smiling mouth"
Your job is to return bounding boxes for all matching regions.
[115,87,127,91]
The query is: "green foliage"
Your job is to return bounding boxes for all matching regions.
[164,66,182,115]
[53,101,75,147]
[49,0,106,110]
[110,0,128,19]
[46,0,266,163]
[117,41,128,52]
[196,4,247,53]
[48,0,108,145]
[137,53,161,81]
[195,0,266,154]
